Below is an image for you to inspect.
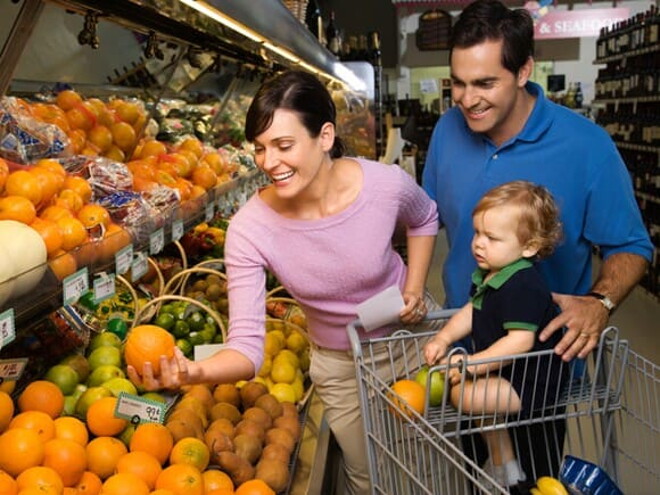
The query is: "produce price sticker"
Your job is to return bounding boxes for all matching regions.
[131,252,148,281]
[171,219,184,242]
[0,308,15,348]
[115,244,133,275]
[115,392,166,424]
[93,273,116,303]
[149,228,165,255]
[0,357,28,382]
[63,268,89,305]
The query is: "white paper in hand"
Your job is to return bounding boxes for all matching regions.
[356,285,405,332]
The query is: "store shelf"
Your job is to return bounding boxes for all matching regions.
[614,141,660,154]
[592,95,660,105]
[593,43,660,64]
[635,191,660,205]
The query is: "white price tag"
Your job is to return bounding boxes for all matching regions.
[205,202,214,222]
[94,273,116,303]
[63,268,89,305]
[115,392,166,424]
[172,219,184,242]
[0,309,15,348]
[149,228,165,255]
[131,252,148,281]
[115,244,133,275]
[0,358,28,381]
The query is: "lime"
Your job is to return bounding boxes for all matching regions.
[87,346,122,370]
[173,307,186,321]
[188,331,205,346]
[176,339,193,357]
[102,377,138,397]
[213,333,224,344]
[172,320,190,339]
[106,318,128,340]
[87,364,125,387]
[45,364,80,395]
[60,354,91,383]
[160,304,175,315]
[155,312,175,331]
[74,386,112,418]
[199,327,215,344]
[141,391,166,403]
[186,312,206,332]
[89,332,123,351]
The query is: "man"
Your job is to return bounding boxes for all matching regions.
[422,0,652,486]
[423,0,652,360]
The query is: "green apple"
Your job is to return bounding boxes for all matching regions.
[102,377,137,397]
[414,365,445,406]
[87,365,125,387]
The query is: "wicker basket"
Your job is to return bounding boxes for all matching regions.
[283,0,308,23]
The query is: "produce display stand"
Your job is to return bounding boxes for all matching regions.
[347,310,659,494]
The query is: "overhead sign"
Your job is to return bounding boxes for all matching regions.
[528,7,630,40]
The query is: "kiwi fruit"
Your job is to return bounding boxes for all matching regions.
[240,381,269,409]
[254,393,283,420]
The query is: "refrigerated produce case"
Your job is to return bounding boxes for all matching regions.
[0,1,374,493]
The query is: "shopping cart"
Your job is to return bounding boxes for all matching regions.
[347,309,659,494]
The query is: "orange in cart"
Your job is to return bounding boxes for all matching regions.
[17,381,64,419]
[388,379,425,418]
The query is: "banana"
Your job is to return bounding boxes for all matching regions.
[536,476,569,495]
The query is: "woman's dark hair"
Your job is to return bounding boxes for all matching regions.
[245,70,345,158]
[450,0,534,75]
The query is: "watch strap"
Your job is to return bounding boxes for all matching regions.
[586,292,615,312]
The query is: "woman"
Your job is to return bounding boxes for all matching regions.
[128,70,439,494]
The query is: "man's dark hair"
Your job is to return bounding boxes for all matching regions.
[450,0,534,74]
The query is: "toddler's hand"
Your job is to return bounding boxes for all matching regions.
[424,335,448,365]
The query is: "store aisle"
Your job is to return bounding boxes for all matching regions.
[426,232,660,363]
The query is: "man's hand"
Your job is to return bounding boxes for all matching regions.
[539,293,610,361]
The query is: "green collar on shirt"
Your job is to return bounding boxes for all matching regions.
[471,258,533,310]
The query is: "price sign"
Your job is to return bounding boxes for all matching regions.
[94,273,116,303]
[205,202,214,222]
[115,392,166,424]
[149,228,165,255]
[63,268,89,305]
[131,252,148,281]
[0,309,15,348]
[0,358,28,381]
[115,244,133,275]
[171,219,184,242]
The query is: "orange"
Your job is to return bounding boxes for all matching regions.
[99,224,131,262]
[76,204,109,229]
[206,489,235,495]
[54,190,84,214]
[0,157,8,192]
[85,397,127,437]
[0,196,37,224]
[103,146,125,163]
[30,218,64,256]
[43,438,87,487]
[0,390,15,433]
[71,471,101,495]
[173,178,192,201]
[56,90,83,111]
[155,464,203,495]
[168,438,209,471]
[63,177,92,204]
[389,379,425,418]
[0,469,18,495]
[115,451,162,490]
[234,479,275,495]
[0,428,45,476]
[36,159,66,178]
[99,473,149,495]
[154,170,176,188]
[127,160,156,181]
[40,205,73,222]
[191,166,217,190]
[150,490,176,495]
[0,380,16,395]
[28,167,61,204]
[53,417,88,447]
[56,216,88,251]
[138,140,167,159]
[131,176,158,193]
[129,423,173,466]
[189,185,206,200]
[85,437,127,480]
[201,470,233,493]
[201,153,226,175]
[8,411,55,442]
[87,126,113,153]
[18,381,64,419]
[177,138,204,159]
[115,102,140,125]
[48,250,77,280]
[16,466,63,495]
[68,129,87,155]
[111,122,137,153]
[66,106,94,132]
[5,171,42,205]
[124,325,175,378]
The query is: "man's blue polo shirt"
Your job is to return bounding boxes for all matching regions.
[423,82,653,309]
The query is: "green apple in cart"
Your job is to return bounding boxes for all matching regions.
[414,365,445,406]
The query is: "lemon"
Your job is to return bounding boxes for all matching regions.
[536,477,568,495]
[274,349,300,370]
[286,331,307,354]
[270,383,296,403]
[264,332,283,356]
[291,376,304,402]
[271,360,296,384]
[258,356,272,378]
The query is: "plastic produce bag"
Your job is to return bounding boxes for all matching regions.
[559,455,623,495]
[58,155,133,197]
[0,96,71,163]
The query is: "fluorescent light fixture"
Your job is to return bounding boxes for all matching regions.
[178,0,263,43]
[263,42,300,64]
[333,62,367,92]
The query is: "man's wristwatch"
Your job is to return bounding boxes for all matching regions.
[586,292,616,313]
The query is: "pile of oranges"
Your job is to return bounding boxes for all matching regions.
[0,382,276,495]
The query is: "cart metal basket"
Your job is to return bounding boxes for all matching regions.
[347,309,659,494]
